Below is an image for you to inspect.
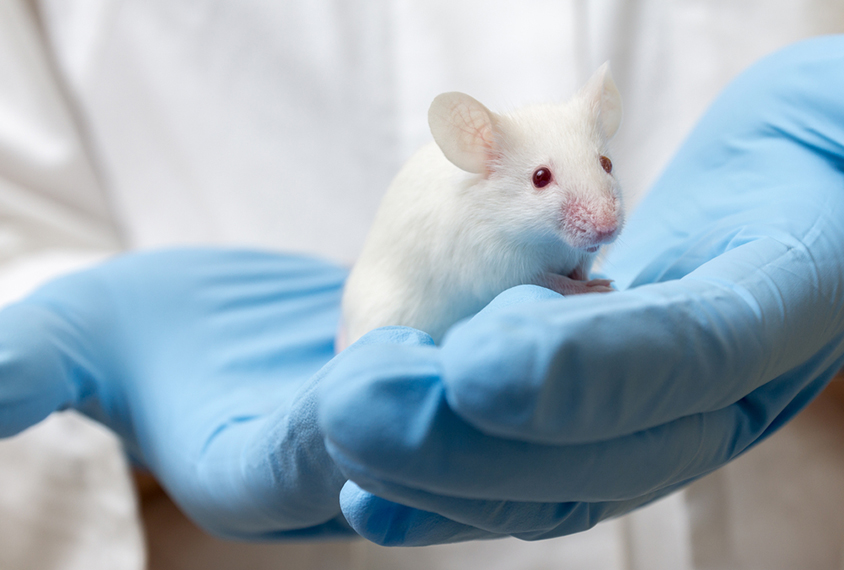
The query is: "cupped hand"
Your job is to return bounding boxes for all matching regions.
[0,248,355,539]
[317,35,844,545]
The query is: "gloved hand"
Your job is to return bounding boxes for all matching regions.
[0,249,354,539]
[317,35,844,545]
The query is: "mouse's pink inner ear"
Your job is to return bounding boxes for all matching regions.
[581,62,623,141]
[428,92,497,174]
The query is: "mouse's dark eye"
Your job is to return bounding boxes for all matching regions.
[532,167,553,188]
[600,155,613,174]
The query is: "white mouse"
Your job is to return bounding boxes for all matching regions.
[339,62,624,349]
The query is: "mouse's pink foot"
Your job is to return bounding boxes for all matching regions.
[541,273,615,295]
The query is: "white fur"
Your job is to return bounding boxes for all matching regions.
[341,63,624,347]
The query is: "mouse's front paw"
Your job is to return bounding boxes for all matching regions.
[541,273,615,295]
[584,278,615,292]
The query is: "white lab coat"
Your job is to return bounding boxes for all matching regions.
[1,1,843,568]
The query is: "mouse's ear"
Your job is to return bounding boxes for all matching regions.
[581,62,622,140]
[428,92,498,174]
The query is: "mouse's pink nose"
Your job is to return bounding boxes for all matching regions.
[561,199,620,249]
[593,226,618,242]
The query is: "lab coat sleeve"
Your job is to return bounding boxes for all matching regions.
[0,3,144,570]
[0,0,121,307]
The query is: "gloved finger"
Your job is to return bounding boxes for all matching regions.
[338,481,501,546]
[320,340,841,503]
[337,478,670,546]
[0,301,93,437]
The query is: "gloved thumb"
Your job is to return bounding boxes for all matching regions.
[0,300,92,437]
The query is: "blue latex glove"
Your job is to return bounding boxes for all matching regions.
[0,249,354,539]
[317,35,844,545]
